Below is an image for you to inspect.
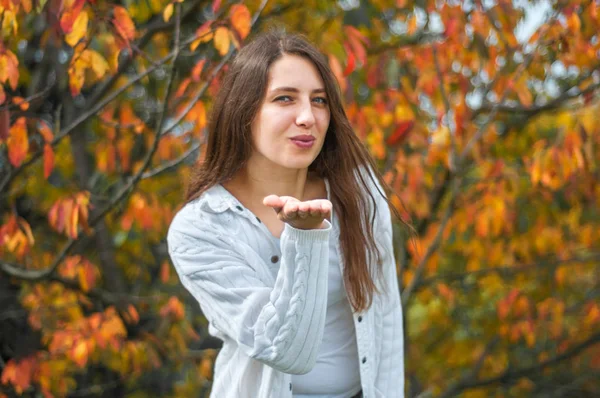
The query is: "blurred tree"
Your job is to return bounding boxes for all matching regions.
[1,0,599,397]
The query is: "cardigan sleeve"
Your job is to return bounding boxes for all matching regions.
[167,208,331,375]
[361,165,405,397]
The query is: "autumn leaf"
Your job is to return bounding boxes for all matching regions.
[386,120,415,146]
[212,0,222,14]
[113,6,136,43]
[163,3,174,22]
[213,27,231,56]
[160,261,171,283]
[60,0,86,34]
[7,117,29,167]
[72,340,88,368]
[230,4,251,40]
[190,22,214,51]
[191,59,206,82]
[38,120,54,142]
[0,49,20,90]
[328,54,346,92]
[343,50,356,76]
[43,144,54,179]
[65,10,88,46]
[12,96,29,111]
[88,50,109,79]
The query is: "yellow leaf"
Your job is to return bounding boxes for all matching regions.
[88,50,109,79]
[163,3,173,22]
[65,10,88,46]
[213,27,230,56]
[2,10,18,37]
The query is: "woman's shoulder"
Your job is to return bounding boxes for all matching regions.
[167,185,228,242]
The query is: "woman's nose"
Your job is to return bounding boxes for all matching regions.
[295,101,316,128]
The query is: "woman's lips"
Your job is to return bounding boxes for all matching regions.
[290,138,315,148]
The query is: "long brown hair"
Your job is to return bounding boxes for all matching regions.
[186,29,400,312]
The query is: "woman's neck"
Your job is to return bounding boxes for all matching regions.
[225,162,312,204]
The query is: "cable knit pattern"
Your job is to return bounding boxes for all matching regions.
[166,173,404,398]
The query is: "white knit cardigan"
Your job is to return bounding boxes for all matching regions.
[167,167,404,398]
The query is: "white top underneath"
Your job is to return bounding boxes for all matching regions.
[291,180,361,397]
[291,239,361,397]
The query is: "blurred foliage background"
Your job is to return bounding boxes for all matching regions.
[1,0,600,396]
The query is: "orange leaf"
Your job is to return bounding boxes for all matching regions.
[72,340,88,368]
[1,357,35,394]
[160,261,170,283]
[7,117,29,167]
[12,96,29,111]
[191,22,214,51]
[230,4,251,40]
[213,27,231,56]
[2,50,19,91]
[43,144,54,179]
[0,85,5,105]
[191,59,206,82]
[328,54,347,92]
[70,202,80,239]
[61,198,74,237]
[38,120,54,142]
[113,6,136,42]
[127,304,139,324]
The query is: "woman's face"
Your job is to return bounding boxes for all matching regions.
[249,54,331,171]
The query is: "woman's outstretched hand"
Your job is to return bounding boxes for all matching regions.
[263,195,332,230]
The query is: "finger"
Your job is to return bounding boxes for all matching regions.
[284,202,299,219]
[263,195,283,209]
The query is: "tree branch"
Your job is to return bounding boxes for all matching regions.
[402,178,459,303]
[443,331,600,393]
[0,0,272,281]
[420,251,600,287]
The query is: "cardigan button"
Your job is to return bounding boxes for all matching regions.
[271,255,279,263]
[357,316,362,322]
[235,205,243,211]
[256,216,261,223]
[362,356,367,364]
[289,382,292,391]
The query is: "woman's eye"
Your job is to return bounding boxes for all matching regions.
[274,96,292,103]
[313,97,328,105]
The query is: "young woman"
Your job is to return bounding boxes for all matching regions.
[167,30,405,398]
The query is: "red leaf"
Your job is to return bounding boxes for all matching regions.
[343,50,356,76]
[344,26,369,66]
[386,120,414,146]
[212,0,222,14]
[43,144,54,179]
[444,17,460,37]
[0,106,9,141]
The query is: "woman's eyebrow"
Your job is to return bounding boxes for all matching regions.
[270,87,327,94]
